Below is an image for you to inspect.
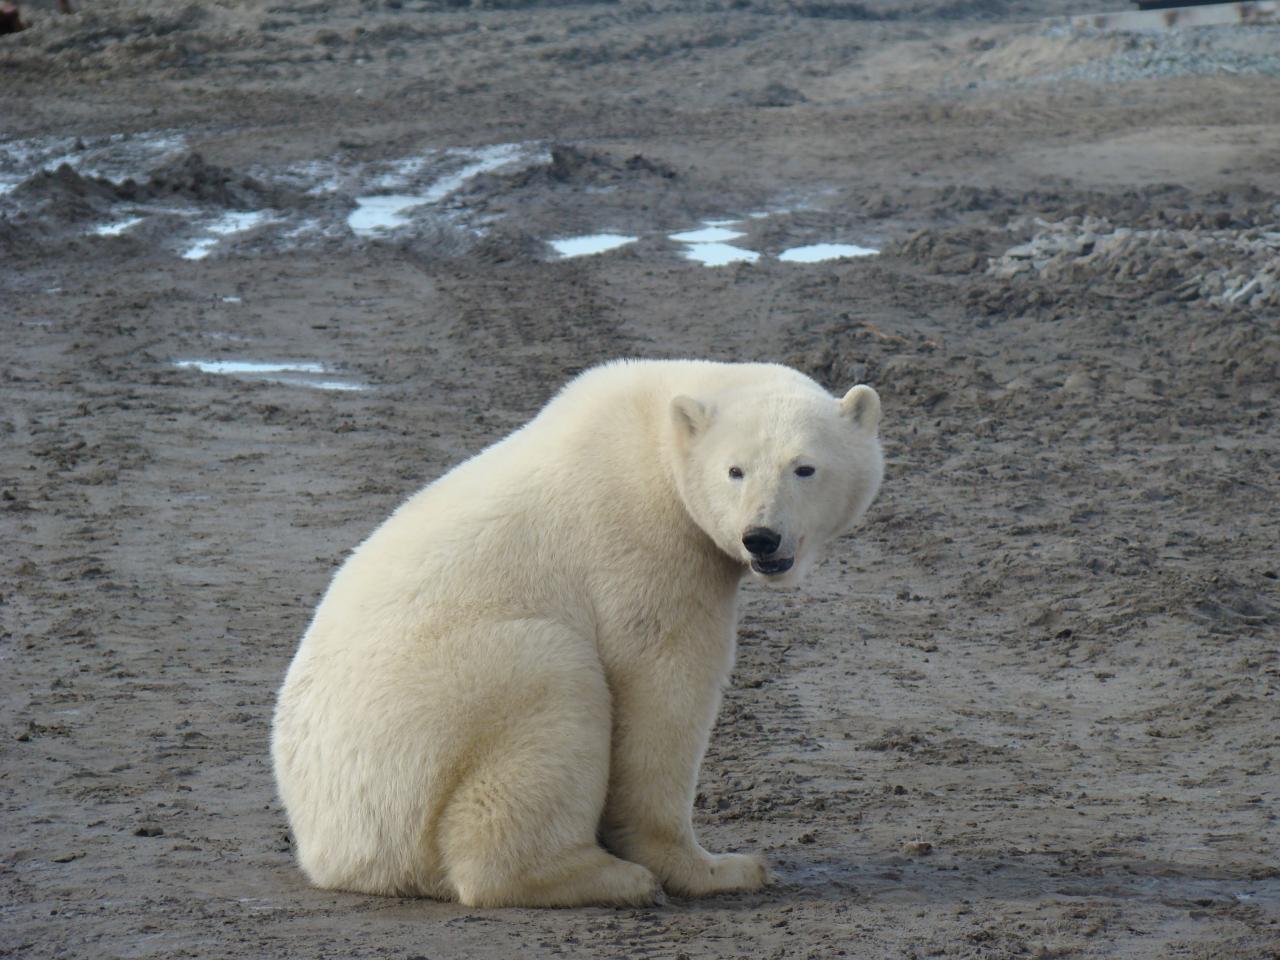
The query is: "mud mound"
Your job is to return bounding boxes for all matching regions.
[1185,313,1280,389]
[120,152,303,209]
[6,152,306,216]
[989,215,1280,310]
[453,143,744,240]
[805,316,947,404]
[8,163,128,223]
[888,226,1006,273]
[471,144,677,195]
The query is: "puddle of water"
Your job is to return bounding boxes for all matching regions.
[174,359,367,392]
[550,234,637,258]
[273,159,344,196]
[349,144,532,237]
[671,226,746,244]
[7,136,888,273]
[182,211,274,260]
[221,296,242,304]
[283,218,326,239]
[347,195,430,236]
[182,239,222,260]
[683,242,760,267]
[779,243,878,262]
[92,216,144,237]
[275,376,367,392]
[420,143,526,203]
[175,360,325,375]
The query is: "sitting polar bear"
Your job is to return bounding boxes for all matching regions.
[272,359,883,907]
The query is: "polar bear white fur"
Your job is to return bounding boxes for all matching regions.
[271,359,883,908]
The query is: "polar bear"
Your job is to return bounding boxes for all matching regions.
[271,359,883,908]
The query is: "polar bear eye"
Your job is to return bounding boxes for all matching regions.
[795,465,816,477]
[728,466,744,480]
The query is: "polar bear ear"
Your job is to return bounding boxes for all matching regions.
[840,384,880,433]
[671,395,712,440]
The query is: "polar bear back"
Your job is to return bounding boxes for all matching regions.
[303,360,829,653]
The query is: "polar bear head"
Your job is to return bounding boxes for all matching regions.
[669,378,883,587]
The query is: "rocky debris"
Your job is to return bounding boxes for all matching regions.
[1038,24,1280,85]
[989,214,1280,310]
[970,23,1280,91]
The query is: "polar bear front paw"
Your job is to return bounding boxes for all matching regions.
[664,850,769,898]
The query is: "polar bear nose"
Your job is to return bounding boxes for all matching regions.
[742,527,782,556]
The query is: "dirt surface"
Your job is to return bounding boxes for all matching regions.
[3,1,1279,957]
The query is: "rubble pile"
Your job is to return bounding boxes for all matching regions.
[989,214,1280,310]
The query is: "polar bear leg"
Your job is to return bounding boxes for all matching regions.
[437,620,662,909]
[603,655,769,898]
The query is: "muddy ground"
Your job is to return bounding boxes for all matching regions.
[2,1,1278,957]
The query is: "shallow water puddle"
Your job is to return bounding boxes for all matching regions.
[347,195,430,236]
[670,225,746,244]
[92,216,144,237]
[175,360,325,375]
[550,234,637,257]
[273,376,367,392]
[420,143,527,202]
[779,242,879,262]
[174,359,367,392]
[670,222,759,266]
[182,211,275,260]
[683,242,760,266]
[349,143,534,237]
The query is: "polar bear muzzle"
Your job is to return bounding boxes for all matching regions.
[741,526,781,556]
[742,527,794,575]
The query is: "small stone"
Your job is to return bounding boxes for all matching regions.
[1061,371,1092,393]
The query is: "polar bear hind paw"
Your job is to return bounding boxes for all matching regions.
[664,851,769,898]
[453,846,663,909]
